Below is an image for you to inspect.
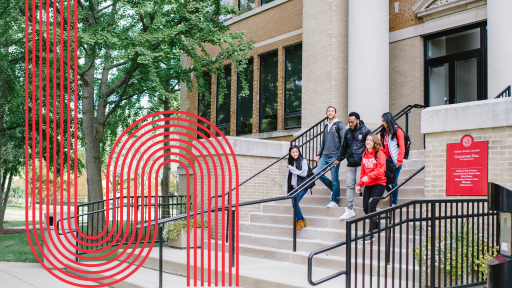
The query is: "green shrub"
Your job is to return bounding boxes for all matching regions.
[413,220,498,282]
[162,218,208,241]
[8,185,24,205]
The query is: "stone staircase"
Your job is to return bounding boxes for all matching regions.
[71,151,426,287]
[233,150,425,275]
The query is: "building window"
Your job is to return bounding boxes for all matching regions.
[216,65,231,136]
[284,44,302,129]
[236,59,254,136]
[197,75,212,139]
[261,0,275,5]
[220,0,233,22]
[425,22,487,107]
[259,50,278,133]
[239,0,255,14]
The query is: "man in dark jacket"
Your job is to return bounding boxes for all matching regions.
[338,112,371,220]
[315,106,346,208]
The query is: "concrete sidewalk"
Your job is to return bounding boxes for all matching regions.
[0,262,105,288]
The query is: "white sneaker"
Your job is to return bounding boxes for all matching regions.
[339,209,356,220]
[326,201,338,208]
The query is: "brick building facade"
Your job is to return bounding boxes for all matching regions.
[180,0,509,150]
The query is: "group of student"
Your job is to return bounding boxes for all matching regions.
[285,106,406,242]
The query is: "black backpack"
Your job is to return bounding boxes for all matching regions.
[397,127,412,160]
[305,163,316,194]
[368,151,396,185]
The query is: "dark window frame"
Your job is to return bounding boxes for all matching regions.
[216,64,232,135]
[424,22,487,107]
[236,58,254,136]
[197,75,212,139]
[260,0,276,5]
[283,43,302,130]
[238,0,255,14]
[258,49,279,133]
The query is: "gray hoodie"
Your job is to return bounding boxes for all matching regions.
[317,119,346,160]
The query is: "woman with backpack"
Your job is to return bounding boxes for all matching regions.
[380,112,405,206]
[356,134,387,242]
[285,145,314,231]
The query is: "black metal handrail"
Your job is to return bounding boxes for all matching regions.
[208,116,328,207]
[66,103,425,288]
[307,165,424,286]
[308,197,498,288]
[494,85,511,98]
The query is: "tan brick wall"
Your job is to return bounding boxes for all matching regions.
[424,127,512,199]
[178,154,288,234]
[302,0,349,128]
[388,0,424,32]
[182,1,304,138]
[230,0,303,45]
[389,36,425,150]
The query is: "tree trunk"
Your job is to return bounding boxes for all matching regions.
[0,70,6,229]
[160,100,171,218]
[81,60,105,237]
[0,171,14,229]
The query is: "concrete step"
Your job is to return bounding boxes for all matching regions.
[212,242,420,280]
[311,186,425,199]
[239,221,423,243]
[237,231,419,260]
[275,194,424,208]
[261,203,421,219]
[67,260,207,288]
[118,247,348,288]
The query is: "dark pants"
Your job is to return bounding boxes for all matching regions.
[363,184,386,232]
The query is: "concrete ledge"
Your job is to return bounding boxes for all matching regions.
[421,97,512,133]
[193,136,290,158]
[224,0,290,26]
[389,5,487,43]
[239,128,300,140]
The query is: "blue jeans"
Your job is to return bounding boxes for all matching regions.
[316,156,341,204]
[292,189,308,221]
[386,158,403,205]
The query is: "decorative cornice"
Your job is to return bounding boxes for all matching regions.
[413,0,485,18]
[428,0,458,9]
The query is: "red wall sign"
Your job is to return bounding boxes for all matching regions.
[446,135,488,196]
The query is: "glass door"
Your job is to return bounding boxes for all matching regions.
[455,53,479,104]
[428,62,450,106]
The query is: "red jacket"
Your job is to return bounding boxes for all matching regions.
[358,148,387,187]
[381,128,405,166]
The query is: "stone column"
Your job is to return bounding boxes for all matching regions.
[488,0,512,98]
[302,0,349,128]
[348,0,389,130]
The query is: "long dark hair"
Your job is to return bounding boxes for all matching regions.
[288,145,303,166]
[380,112,398,141]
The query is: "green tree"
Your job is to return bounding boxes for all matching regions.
[39,0,252,233]
[0,0,27,229]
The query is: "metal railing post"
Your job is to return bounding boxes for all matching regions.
[430,203,436,287]
[346,221,352,288]
[293,196,297,252]
[405,111,409,134]
[231,209,235,268]
[159,225,163,288]
[385,208,392,265]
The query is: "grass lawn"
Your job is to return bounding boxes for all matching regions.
[0,226,162,263]
[2,220,39,228]
[0,231,43,263]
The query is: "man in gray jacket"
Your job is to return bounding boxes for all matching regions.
[315,106,346,208]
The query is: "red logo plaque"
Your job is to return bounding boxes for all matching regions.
[446,135,488,196]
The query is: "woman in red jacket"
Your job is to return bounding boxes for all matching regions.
[356,134,386,242]
[380,112,405,206]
